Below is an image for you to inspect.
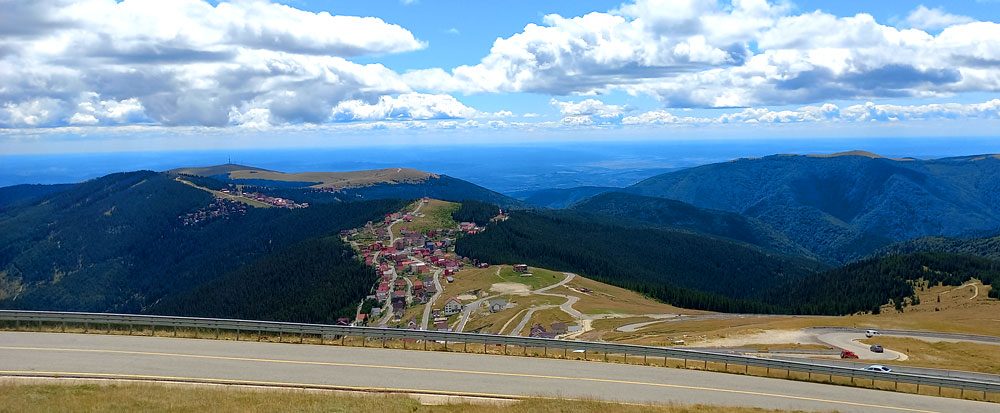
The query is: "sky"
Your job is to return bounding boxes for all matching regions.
[1,0,1000,154]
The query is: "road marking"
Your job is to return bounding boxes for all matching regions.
[0,346,940,412]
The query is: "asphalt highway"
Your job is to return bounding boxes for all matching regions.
[1,332,996,412]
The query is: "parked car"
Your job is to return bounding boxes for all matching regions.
[865,329,880,338]
[870,344,884,353]
[841,350,859,359]
[862,365,892,373]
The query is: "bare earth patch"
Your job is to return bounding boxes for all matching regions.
[694,330,820,347]
[490,282,530,295]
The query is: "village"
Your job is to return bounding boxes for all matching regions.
[340,198,586,339]
[218,187,309,209]
[178,196,247,226]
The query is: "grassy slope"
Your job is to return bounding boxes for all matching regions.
[392,199,458,238]
[592,282,999,347]
[0,383,782,413]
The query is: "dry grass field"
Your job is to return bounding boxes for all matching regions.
[227,168,436,189]
[0,382,787,413]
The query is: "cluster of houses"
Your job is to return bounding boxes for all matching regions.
[179,196,246,225]
[218,188,308,208]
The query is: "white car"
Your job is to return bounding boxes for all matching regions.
[865,329,880,338]
[862,365,892,373]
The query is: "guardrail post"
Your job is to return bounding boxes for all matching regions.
[643,353,647,364]
[215,328,219,339]
[173,325,177,337]
[544,346,547,357]
[300,333,304,344]
[235,328,239,341]
[464,341,468,353]
[61,321,66,333]
[341,335,345,346]
[15,319,19,330]
[107,323,111,334]
[83,321,88,332]
[151,324,155,336]
[504,344,507,355]
[128,324,132,335]
[278,331,282,342]
[382,336,386,348]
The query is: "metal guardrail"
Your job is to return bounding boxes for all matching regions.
[1,310,997,396]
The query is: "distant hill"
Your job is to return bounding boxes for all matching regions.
[456,209,829,313]
[456,210,999,314]
[512,186,617,209]
[0,170,406,320]
[0,183,73,206]
[174,164,528,210]
[875,234,1000,260]
[168,163,273,177]
[571,192,814,258]
[623,152,1000,263]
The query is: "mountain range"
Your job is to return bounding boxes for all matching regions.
[4,151,1000,318]
[615,151,1000,263]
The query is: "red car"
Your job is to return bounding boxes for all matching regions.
[841,350,859,359]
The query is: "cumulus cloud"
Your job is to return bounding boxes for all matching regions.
[900,6,975,31]
[330,93,479,121]
[0,0,427,128]
[404,0,1000,108]
[622,99,1000,125]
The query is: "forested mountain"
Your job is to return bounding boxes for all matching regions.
[174,165,528,210]
[513,186,617,209]
[0,171,406,315]
[153,236,376,323]
[455,210,828,313]
[777,252,1000,312]
[456,211,999,314]
[623,152,1000,263]
[571,192,814,258]
[0,183,75,207]
[875,234,1000,260]
[451,200,501,225]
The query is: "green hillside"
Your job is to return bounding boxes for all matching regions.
[571,192,814,258]
[455,210,999,314]
[455,210,828,313]
[0,171,406,315]
[623,153,1000,263]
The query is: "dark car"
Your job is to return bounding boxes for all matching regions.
[870,344,884,353]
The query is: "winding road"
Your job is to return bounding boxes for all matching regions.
[1,332,995,413]
[420,268,444,330]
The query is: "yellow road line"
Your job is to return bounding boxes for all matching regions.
[0,346,939,413]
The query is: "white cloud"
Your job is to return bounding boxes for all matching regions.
[621,99,1000,125]
[0,0,425,128]
[404,0,1000,109]
[901,6,975,31]
[331,93,479,121]
[551,98,626,117]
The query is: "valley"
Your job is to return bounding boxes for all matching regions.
[3,154,1000,384]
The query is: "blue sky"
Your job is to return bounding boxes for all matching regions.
[1,0,999,154]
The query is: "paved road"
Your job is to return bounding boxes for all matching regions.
[0,332,994,412]
[817,332,908,361]
[420,268,443,330]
